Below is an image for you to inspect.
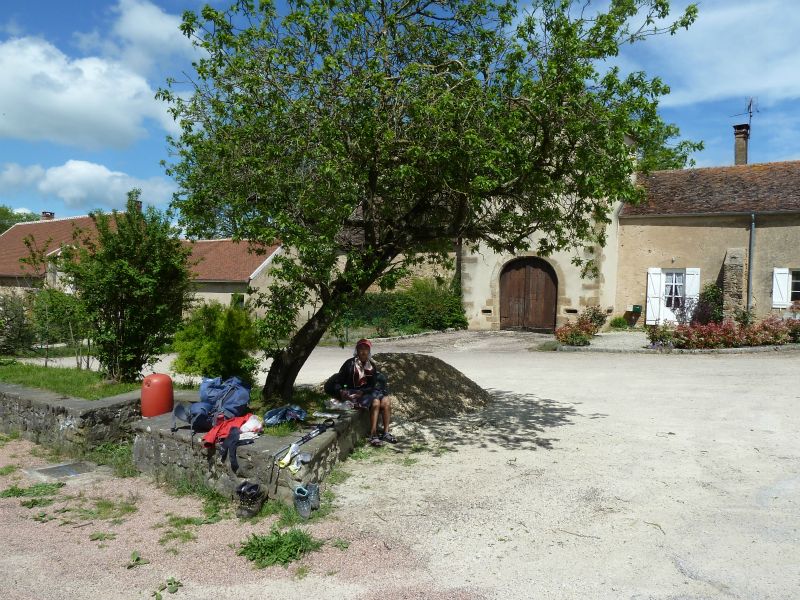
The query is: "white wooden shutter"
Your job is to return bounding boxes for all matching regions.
[772,267,790,308]
[685,268,701,305]
[646,268,663,324]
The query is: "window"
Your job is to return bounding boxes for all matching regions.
[792,270,800,302]
[663,271,684,309]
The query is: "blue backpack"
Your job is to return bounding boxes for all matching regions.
[171,376,251,433]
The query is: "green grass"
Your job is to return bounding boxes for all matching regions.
[0,363,139,400]
[70,496,138,522]
[325,466,351,486]
[158,513,216,546]
[262,421,301,437]
[20,497,55,508]
[238,527,323,567]
[331,538,349,551]
[0,431,20,448]
[157,472,229,522]
[0,465,18,476]
[1,481,65,498]
[89,531,117,542]
[84,443,137,478]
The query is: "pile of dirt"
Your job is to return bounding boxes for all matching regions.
[370,352,491,420]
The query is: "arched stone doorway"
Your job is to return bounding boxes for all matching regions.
[499,257,558,332]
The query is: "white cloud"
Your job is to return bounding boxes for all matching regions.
[0,37,179,148]
[619,0,800,108]
[0,163,45,190]
[0,160,176,210]
[110,0,197,75]
[13,207,33,215]
[74,0,197,77]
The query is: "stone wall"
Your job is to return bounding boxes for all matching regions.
[722,248,746,319]
[0,383,146,451]
[133,410,371,504]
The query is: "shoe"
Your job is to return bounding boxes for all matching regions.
[307,483,320,511]
[236,481,265,518]
[381,432,397,444]
[293,486,312,519]
[369,435,384,447]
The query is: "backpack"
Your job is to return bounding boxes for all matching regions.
[172,376,251,433]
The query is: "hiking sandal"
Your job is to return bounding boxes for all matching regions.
[369,436,384,447]
[381,432,397,444]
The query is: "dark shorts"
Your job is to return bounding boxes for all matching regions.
[354,389,387,409]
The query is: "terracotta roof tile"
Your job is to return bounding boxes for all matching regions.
[0,216,94,277]
[185,239,279,282]
[622,160,800,217]
[0,217,278,283]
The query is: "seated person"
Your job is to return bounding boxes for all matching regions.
[325,338,395,446]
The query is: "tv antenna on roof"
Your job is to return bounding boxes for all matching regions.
[731,97,759,127]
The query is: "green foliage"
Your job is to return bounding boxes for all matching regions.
[85,442,137,478]
[89,532,117,542]
[125,550,150,569]
[1,481,65,498]
[733,307,756,328]
[645,324,675,347]
[609,316,629,329]
[693,282,723,324]
[152,577,182,599]
[172,302,260,385]
[0,292,34,354]
[0,205,37,234]
[0,362,139,400]
[338,278,467,336]
[238,527,323,567]
[31,289,89,348]
[0,465,18,476]
[162,0,700,397]
[59,190,194,382]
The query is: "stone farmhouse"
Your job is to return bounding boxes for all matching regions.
[462,124,800,331]
[0,213,280,307]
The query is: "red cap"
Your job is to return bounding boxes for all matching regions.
[355,338,372,350]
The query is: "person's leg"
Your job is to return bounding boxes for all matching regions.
[380,396,396,442]
[369,398,380,438]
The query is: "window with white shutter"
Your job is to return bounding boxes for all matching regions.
[645,268,663,324]
[772,268,790,309]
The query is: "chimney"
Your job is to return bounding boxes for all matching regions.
[40,211,54,221]
[733,123,750,165]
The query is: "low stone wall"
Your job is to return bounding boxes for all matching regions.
[132,409,371,504]
[0,382,170,451]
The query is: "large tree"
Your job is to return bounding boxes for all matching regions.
[161,0,699,400]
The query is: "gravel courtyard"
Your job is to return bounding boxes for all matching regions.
[2,332,798,599]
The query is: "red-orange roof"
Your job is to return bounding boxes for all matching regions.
[623,160,800,217]
[184,239,280,282]
[0,216,279,282]
[0,216,95,277]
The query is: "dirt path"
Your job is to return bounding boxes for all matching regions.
[3,332,799,599]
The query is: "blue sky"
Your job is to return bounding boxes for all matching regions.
[1,0,799,219]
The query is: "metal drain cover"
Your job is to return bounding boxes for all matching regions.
[34,461,95,479]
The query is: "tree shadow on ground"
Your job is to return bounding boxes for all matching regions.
[396,388,584,453]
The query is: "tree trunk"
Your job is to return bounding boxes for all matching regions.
[262,305,338,402]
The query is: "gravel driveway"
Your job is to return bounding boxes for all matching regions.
[2,331,799,599]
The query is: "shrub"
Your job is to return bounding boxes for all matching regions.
[172,302,260,385]
[786,318,800,343]
[732,307,755,328]
[693,282,723,324]
[645,324,675,346]
[31,289,89,346]
[609,316,628,330]
[577,305,606,334]
[337,277,467,336]
[0,292,34,354]
[59,190,194,382]
[555,321,594,346]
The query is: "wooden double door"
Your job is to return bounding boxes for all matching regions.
[499,258,558,332]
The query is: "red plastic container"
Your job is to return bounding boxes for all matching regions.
[141,373,174,417]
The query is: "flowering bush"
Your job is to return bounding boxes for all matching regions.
[648,315,799,350]
[555,321,595,346]
[577,306,606,334]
